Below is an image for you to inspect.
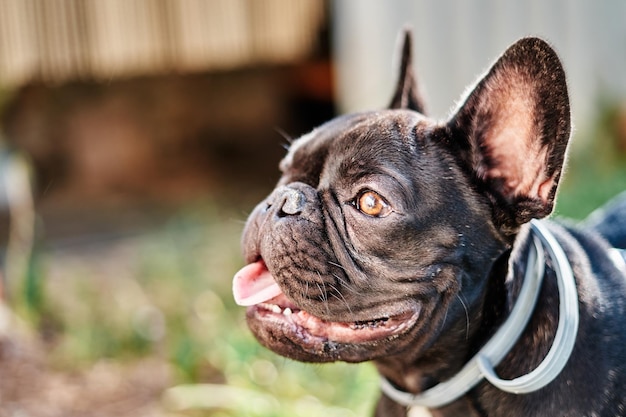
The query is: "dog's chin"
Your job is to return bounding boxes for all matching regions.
[245,292,421,363]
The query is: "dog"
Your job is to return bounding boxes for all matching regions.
[232,30,626,416]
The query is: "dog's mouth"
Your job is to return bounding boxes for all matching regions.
[233,260,420,347]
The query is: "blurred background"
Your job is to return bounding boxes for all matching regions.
[0,1,624,416]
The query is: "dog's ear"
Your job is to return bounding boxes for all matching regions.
[447,38,571,234]
[388,30,426,114]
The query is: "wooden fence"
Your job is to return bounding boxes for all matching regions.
[0,0,326,87]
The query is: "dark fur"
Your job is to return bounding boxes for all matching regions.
[238,31,626,416]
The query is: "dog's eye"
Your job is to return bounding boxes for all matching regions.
[355,191,392,217]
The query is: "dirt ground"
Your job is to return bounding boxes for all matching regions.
[0,301,172,417]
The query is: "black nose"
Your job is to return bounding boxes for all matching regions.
[278,188,305,216]
[265,186,307,217]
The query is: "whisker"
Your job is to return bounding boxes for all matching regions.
[440,305,450,331]
[456,293,470,340]
[328,284,353,315]
[303,280,310,301]
[315,273,330,316]
[328,261,347,271]
[331,273,360,295]
[316,283,327,302]
[275,127,293,150]
[232,218,248,226]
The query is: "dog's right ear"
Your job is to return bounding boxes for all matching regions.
[388,30,426,114]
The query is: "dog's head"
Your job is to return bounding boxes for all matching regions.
[233,32,570,364]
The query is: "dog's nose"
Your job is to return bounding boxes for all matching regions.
[264,185,310,217]
[278,188,306,216]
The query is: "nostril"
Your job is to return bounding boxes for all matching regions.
[279,188,305,216]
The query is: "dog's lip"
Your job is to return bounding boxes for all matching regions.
[249,293,420,345]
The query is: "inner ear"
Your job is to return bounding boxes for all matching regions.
[471,65,555,201]
[388,29,427,114]
[447,37,571,233]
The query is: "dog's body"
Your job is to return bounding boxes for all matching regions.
[233,32,626,416]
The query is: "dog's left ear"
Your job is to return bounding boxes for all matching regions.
[388,30,426,114]
[447,38,571,234]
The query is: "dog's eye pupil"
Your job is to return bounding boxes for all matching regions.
[357,191,391,217]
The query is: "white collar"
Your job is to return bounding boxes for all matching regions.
[380,219,580,409]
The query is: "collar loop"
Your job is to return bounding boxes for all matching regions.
[380,219,579,409]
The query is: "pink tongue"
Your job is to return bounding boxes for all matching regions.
[233,261,283,306]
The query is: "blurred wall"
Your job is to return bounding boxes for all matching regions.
[331,0,626,135]
[0,0,325,86]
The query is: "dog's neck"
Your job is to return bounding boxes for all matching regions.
[375,221,579,412]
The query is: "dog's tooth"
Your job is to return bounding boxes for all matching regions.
[283,307,292,316]
[271,305,282,314]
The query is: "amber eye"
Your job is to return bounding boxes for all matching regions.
[355,191,392,217]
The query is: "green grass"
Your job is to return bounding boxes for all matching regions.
[555,100,626,220]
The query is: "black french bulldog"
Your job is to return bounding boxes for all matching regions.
[233,31,626,416]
